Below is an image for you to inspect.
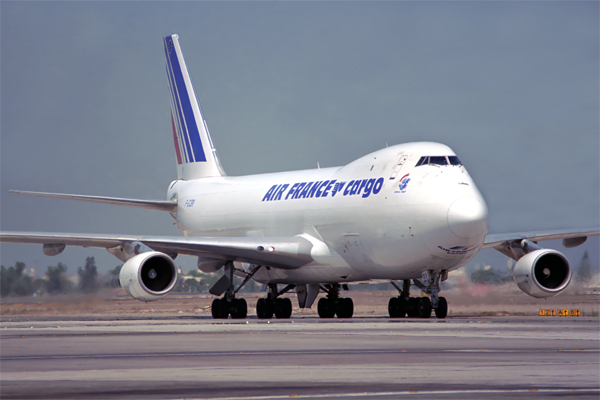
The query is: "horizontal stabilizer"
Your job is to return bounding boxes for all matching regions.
[10,190,177,212]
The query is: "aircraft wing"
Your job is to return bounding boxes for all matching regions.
[9,190,177,212]
[0,232,313,270]
[483,227,600,249]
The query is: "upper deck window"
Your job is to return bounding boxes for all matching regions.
[415,155,462,167]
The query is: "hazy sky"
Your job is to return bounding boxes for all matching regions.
[1,2,598,276]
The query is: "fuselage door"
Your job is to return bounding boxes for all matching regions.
[389,155,409,180]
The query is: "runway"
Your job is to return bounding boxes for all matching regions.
[1,315,599,399]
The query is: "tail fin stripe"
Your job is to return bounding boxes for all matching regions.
[165,63,193,163]
[170,112,183,165]
[164,38,207,163]
[165,42,193,163]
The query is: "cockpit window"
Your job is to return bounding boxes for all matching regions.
[415,155,463,167]
[448,156,462,165]
[415,156,429,167]
[429,156,448,165]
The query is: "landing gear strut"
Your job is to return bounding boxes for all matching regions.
[256,284,294,319]
[388,271,448,319]
[317,284,354,318]
[421,270,448,319]
[210,262,260,319]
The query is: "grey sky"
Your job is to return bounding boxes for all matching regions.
[1,2,598,276]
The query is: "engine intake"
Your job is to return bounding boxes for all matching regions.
[513,249,571,298]
[119,251,178,301]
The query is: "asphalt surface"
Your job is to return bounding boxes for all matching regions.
[1,315,599,399]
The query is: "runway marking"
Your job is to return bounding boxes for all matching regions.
[3,347,598,361]
[188,388,600,399]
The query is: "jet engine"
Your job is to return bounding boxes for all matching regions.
[119,251,178,301]
[513,249,571,298]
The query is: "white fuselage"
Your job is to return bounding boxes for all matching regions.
[167,142,489,284]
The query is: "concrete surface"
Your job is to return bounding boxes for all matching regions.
[1,314,599,399]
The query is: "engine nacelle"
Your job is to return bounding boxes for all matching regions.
[513,249,571,298]
[119,251,178,301]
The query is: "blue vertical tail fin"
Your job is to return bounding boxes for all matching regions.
[164,34,225,180]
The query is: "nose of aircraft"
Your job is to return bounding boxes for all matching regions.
[447,196,488,239]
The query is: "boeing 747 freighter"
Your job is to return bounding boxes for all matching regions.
[2,35,598,319]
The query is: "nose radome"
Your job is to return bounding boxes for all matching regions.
[447,196,488,239]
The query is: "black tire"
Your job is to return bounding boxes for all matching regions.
[418,297,432,319]
[336,297,354,318]
[407,297,420,318]
[389,297,407,318]
[317,297,335,318]
[397,296,407,318]
[256,298,273,319]
[388,297,400,318]
[275,298,293,319]
[230,298,247,319]
[211,298,220,319]
[211,298,229,319]
[435,297,448,319]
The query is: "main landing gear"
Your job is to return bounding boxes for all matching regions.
[388,271,448,319]
[210,262,260,319]
[317,283,354,318]
[256,284,294,319]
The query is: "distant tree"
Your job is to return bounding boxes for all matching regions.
[187,269,202,278]
[45,263,73,295]
[78,257,99,293]
[181,277,201,293]
[469,265,512,286]
[0,262,35,297]
[32,278,46,294]
[0,265,12,297]
[106,265,122,288]
[575,250,592,283]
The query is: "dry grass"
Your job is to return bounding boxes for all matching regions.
[1,288,598,318]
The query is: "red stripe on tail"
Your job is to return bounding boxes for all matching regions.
[171,112,182,165]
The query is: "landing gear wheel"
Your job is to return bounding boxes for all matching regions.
[434,296,448,319]
[211,298,229,319]
[230,298,248,319]
[417,297,432,319]
[274,298,292,319]
[256,298,274,319]
[336,298,354,318]
[388,297,407,318]
[317,297,335,318]
[406,297,420,318]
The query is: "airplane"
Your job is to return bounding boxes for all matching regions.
[2,34,598,320]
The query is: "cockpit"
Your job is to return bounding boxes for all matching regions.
[415,155,462,167]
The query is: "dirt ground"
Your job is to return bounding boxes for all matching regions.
[1,288,598,318]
